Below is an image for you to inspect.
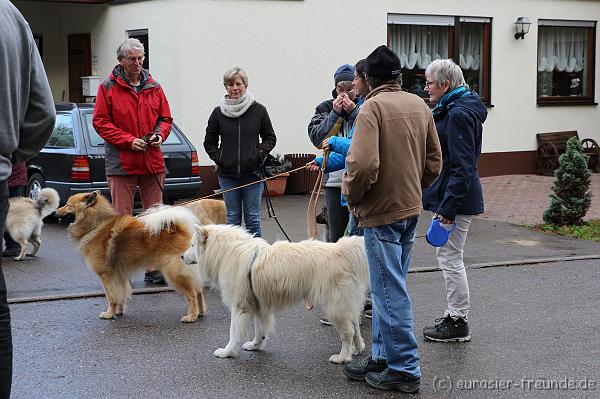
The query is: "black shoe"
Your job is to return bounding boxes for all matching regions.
[365,368,420,392]
[315,206,327,224]
[423,315,470,342]
[343,355,387,381]
[2,248,20,257]
[144,270,166,285]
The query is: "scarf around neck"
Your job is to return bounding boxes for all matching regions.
[432,86,469,119]
[219,91,255,118]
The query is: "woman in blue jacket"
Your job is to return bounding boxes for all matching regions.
[421,59,487,343]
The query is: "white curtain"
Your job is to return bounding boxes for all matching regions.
[389,24,482,71]
[389,25,449,69]
[538,27,586,73]
[459,25,481,71]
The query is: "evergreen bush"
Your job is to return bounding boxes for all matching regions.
[543,136,592,225]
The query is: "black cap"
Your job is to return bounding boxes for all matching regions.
[365,45,402,80]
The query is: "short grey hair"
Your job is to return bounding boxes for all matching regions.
[223,67,249,87]
[425,59,467,90]
[117,38,145,61]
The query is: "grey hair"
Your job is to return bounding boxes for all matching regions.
[116,38,145,61]
[425,59,467,90]
[223,67,249,87]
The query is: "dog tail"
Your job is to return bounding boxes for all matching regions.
[337,235,370,293]
[138,205,198,238]
[36,188,60,219]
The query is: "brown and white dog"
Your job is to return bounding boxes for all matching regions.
[55,191,205,322]
[182,199,226,225]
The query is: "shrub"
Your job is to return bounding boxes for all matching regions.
[543,137,592,225]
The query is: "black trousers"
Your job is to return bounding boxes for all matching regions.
[3,186,24,251]
[0,181,12,399]
[324,186,349,243]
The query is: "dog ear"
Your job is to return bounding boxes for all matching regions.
[193,225,209,245]
[83,191,98,207]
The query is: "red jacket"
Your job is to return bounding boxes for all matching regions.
[93,65,172,175]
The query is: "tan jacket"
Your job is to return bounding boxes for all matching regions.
[342,83,442,227]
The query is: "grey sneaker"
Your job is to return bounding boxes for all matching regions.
[423,315,470,342]
[343,356,387,381]
[365,368,420,392]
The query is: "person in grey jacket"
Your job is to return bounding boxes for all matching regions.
[0,1,56,397]
[307,64,358,243]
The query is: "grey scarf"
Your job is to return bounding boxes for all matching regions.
[219,91,255,118]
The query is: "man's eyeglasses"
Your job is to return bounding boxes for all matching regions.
[424,81,436,88]
[126,56,145,63]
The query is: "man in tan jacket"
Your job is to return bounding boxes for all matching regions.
[342,45,442,393]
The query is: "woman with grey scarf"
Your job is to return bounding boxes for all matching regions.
[204,67,276,237]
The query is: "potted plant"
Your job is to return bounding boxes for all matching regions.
[263,154,292,196]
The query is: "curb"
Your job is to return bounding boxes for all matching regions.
[8,254,599,304]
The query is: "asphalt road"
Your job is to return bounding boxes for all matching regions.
[3,194,600,398]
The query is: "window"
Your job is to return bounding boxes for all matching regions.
[537,20,596,105]
[127,29,149,70]
[387,14,492,104]
[47,113,75,147]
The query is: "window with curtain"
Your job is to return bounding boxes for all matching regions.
[537,20,596,105]
[387,14,491,104]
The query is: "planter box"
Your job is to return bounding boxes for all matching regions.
[284,153,318,194]
[263,173,289,196]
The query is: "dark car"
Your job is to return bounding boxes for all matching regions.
[26,103,201,205]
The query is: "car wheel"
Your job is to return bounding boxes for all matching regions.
[27,172,46,201]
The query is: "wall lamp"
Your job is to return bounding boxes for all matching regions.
[514,17,531,40]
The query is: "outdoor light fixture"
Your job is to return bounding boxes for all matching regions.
[514,17,531,40]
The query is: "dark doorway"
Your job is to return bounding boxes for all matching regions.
[68,33,91,103]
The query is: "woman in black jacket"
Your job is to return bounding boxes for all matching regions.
[204,67,276,237]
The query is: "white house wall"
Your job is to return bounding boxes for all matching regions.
[14,0,600,166]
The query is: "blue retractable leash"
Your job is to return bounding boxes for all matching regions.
[426,218,455,247]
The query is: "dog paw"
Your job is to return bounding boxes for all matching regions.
[214,348,235,358]
[99,311,115,320]
[242,341,260,351]
[180,315,198,323]
[12,257,24,262]
[329,354,352,364]
[353,342,366,355]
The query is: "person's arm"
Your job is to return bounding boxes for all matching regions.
[257,106,276,157]
[152,86,173,144]
[13,36,55,163]
[313,152,346,173]
[342,105,380,205]
[307,101,341,147]
[328,136,352,157]
[203,109,222,164]
[421,112,442,189]
[92,83,137,150]
[437,111,477,220]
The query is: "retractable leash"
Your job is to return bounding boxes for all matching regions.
[261,164,292,242]
[142,133,172,206]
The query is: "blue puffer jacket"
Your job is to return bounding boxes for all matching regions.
[422,87,487,219]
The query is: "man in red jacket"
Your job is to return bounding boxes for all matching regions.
[93,38,172,284]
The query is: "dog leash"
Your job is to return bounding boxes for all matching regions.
[307,151,328,239]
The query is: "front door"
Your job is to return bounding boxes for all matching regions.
[68,33,91,103]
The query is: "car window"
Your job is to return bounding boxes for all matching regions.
[46,113,75,147]
[83,112,182,146]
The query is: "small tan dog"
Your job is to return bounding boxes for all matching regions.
[5,187,60,261]
[55,191,205,322]
[182,199,226,225]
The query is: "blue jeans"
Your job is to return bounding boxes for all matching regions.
[364,216,420,378]
[218,174,263,237]
[347,214,363,237]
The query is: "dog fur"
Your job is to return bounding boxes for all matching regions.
[184,224,369,363]
[55,191,205,322]
[182,199,226,225]
[5,187,60,261]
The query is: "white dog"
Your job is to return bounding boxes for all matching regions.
[5,188,60,261]
[185,224,370,363]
